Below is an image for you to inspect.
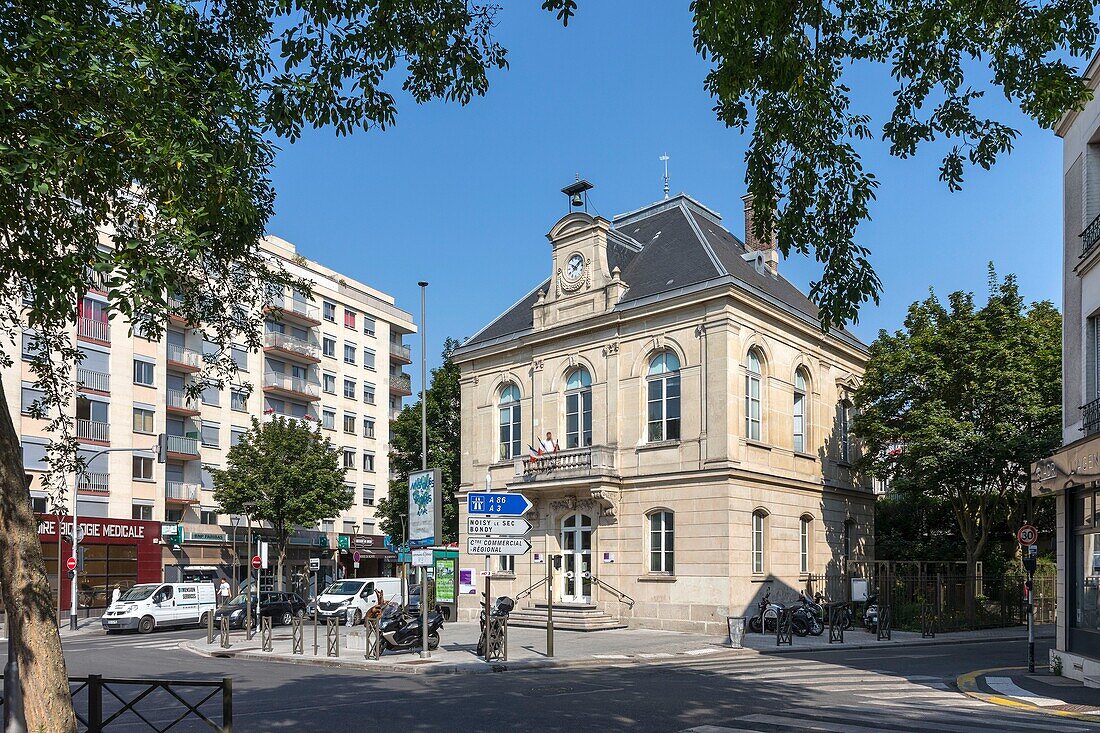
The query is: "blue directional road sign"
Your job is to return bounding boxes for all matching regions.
[467,492,532,516]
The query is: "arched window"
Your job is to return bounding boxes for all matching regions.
[565,367,592,449]
[799,514,813,574]
[646,351,681,442]
[752,509,768,574]
[837,399,851,463]
[745,350,763,441]
[647,510,674,574]
[498,383,521,460]
[793,369,808,453]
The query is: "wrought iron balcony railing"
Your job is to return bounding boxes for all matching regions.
[1084,212,1100,259]
[1083,397,1100,436]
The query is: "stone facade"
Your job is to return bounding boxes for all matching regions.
[454,190,875,633]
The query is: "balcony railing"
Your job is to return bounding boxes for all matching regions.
[264,411,320,429]
[1084,397,1100,436]
[1084,212,1100,258]
[85,267,110,293]
[77,317,109,342]
[263,371,320,398]
[76,368,109,392]
[166,343,202,369]
[165,481,201,502]
[268,295,320,323]
[166,389,200,412]
[264,332,320,360]
[518,446,616,477]
[390,372,412,395]
[75,419,109,442]
[166,435,200,457]
[76,472,109,493]
[390,342,412,362]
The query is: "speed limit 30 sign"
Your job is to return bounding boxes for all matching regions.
[1017,525,1038,546]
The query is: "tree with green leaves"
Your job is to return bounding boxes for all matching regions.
[547,0,1097,327]
[376,338,462,545]
[213,417,351,592]
[853,269,1060,614]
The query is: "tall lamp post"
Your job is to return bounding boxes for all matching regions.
[399,513,408,606]
[352,523,359,578]
[243,502,255,640]
[230,514,242,596]
[417,280,430,659]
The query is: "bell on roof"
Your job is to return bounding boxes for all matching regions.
[561,176,594,213]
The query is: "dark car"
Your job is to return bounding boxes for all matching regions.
[213,591,307,628]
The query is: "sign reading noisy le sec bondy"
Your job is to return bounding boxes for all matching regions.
[407,468,442,547]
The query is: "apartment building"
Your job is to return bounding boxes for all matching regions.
[1033,50,1100,681]
[454,183,874,633]
[10,234,416,610]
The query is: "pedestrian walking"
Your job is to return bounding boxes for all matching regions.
[110,584,121,606]
[218,578,231,606]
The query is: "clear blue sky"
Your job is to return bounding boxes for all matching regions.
[267,3,1065,393]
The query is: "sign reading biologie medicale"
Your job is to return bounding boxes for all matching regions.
[407,468,442,547]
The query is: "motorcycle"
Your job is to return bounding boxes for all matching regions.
[377,601,444,652]
[476,595,515,657]
[797,591,824,636]
[747,591,810,637]
[863,592,880,633]
[813,592,854,631]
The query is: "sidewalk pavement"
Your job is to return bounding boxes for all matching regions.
[957,665,1100,724]
[181,620,1056,675]
[0,613,104,641]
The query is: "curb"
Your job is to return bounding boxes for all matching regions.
[956,666,1100,724]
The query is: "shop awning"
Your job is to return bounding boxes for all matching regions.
[1032,432,1100,496]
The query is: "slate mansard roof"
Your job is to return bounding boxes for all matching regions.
[462,193,866,352]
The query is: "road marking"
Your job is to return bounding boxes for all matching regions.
[985,676,1066,707]
[592,654,630,659]
[683,647,723,656]
[638,652,675,659]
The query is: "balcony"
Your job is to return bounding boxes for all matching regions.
[1083,397,1100,436]
[166,388,202,416]
[264,332,321,363]
[165,435,200,460]
[76,472,109,494]
[265,295,322,327]
[516,446,617,480]
[166,344,202,372]
[167,295,195,328]
[262,371,321,401]
[263,411,321,430]
[389,407,403,421]
[389,372,412,396]
[75,419,109,444]
[165,481,201,504]
[1084,213,1100,259]
[389,342,412,364]
[77,317,109,343]
[85,267,109,294]
[76,368,109,393]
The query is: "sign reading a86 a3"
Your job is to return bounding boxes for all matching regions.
[466,492,532,516]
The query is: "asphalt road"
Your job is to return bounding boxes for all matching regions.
[4,628,1091,732]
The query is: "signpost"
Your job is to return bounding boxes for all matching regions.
[467,537,532,556]
[467,517,531,537]
[1019,525,1038,673]
[409,468,442,659]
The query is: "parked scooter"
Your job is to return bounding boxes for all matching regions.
[377,601,444,652]
[748,591,810,636]
[813,592,854,631]
[863,592,880,633]
[797,591,824,636]
[476,595,515,657]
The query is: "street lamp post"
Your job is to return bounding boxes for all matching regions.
[231,515,241,596]
[352,524,359,578]
[399,513,408,609]
[245,509,253,640]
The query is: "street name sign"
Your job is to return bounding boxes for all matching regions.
[466,492,532,516]
[467,537,532,556]
[467,516,531,537]
[412,548,434,567]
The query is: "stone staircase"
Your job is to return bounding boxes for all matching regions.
[507,603,627,632]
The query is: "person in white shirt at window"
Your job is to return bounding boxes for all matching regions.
[541,431,559,454]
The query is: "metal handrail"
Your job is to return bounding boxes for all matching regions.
[1083,211,1100,258]
[1083,396,1100,436]
[583,572,635,608]
[515,576,549,602]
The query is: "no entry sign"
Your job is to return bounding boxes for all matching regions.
[1017,525,1038,546]
[66,556,77,571]
[251,555,262,570]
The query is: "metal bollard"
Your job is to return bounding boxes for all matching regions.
[364,617,382,660]
[326,616,340,658]
[828,604,845,644]
[292,616,304,655]
[207,611,215,645]
[877,605,893,641]
[776,608,793,647]
[261,616,273,652]
[219,616,231,649]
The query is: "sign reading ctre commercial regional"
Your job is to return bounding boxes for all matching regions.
[466,492,532,517]
[408,468,442,547]
[467,536,532,556]
[467,516,531,537]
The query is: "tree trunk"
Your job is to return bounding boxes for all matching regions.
[0,385,77,732]
[277,541,286,592]
[964,547,979,627]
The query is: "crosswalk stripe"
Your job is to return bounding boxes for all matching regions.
[768,703,1090,732]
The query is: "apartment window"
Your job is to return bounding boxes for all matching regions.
[362,484,375,506]
[362,452,375,472]
[201,422,220,448]
[800,515,813,574]
[498,555,515,573]
[343,448,355,469]
[343,378,356,400]
[363,418,375,439]
[321,519,335,533]
[843,519,854,562]
[363,382,375,405]
[344,343,356,365]
[646,351,681,442]
[231,345,248,371]
[564,367,593,449]
[133,407,154,434]
[21,440,48,471]
[200,509,218,525]
[323,373,336,394]
[21,331,40,361]
[344,309,356,329]
[745,350,763,441]
[343,413,356,434]
[20,384,44,416]
[793,369,807,453]
[133,359,154,386]
[166,508,184,523]
[231,388,248,412]
[323,336,336,358]
[363,348,376,371]
[323,301,336,322]
[363,316,376,337]
[752,509,768,574]
[343,520,356,534]
[837,400,851,463]
[648,510,674,574]
[31,495,48,513]
[322,408,336,430]
[132,456,154,481]
[132,504,153,521]
[201,384,220,406]
[230,427,246,447]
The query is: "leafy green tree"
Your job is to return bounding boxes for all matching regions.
[376,338,462,545]
[853,268,1060,614]
[213,417,352,591]
[547,0,1096,327]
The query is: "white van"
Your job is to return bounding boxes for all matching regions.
[316,577,403,625]
[101,582,217,634]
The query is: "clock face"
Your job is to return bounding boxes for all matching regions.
[565,253,585,282]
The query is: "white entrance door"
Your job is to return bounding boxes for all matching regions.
[560,513,593,604]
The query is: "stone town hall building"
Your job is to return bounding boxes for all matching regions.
[454,184,875,633]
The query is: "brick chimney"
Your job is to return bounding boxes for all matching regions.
[741,193,779,275]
